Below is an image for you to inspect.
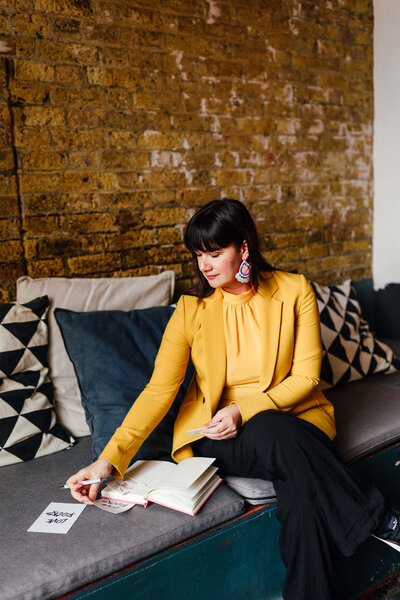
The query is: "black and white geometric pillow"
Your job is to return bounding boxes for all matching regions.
[0,296,74,466]
[311,280,400,390]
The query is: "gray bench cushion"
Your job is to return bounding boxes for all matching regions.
[0,436,245,600]
[2,372,400,599]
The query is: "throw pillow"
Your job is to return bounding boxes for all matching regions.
[54,305,194,461]
[311,280,400,390]
[0,296,74,467]
[16,272,175,437]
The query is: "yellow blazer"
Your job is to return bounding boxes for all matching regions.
[100,271,336,479]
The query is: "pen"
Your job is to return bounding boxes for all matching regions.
[61,478,107,489]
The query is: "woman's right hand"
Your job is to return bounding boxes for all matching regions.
[65,457,114,505]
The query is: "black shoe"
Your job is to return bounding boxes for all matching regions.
[372,507,400,552]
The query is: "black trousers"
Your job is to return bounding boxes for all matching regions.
[193,410,385,600]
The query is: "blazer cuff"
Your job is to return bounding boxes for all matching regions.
[233,391,278,425]
[99,431,142,479]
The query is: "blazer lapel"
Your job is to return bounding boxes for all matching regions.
[200,288,227,407]
[256,274,283,391]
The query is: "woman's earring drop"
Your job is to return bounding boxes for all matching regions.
[235,260,251,283]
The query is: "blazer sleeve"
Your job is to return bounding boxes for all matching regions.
[234,275,323,424]
[100,297,191,478]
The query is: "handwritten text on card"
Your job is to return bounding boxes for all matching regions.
[28,502,86,534]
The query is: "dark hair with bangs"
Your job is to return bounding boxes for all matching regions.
[184,198,274,298]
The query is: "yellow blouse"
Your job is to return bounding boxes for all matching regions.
[219,287,262,409]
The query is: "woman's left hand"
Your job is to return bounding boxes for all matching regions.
[200,404,242,440]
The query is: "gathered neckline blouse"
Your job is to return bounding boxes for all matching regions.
[219,287,262,407]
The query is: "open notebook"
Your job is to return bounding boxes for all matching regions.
[101,457,222,516]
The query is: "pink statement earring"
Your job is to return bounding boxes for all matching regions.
[235,260,251,283]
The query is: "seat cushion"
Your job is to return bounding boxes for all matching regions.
[326,371,400,463]
[0,436,245,600]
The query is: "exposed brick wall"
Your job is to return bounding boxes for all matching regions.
[0,0,373,301]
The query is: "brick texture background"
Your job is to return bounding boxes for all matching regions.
[0,0,373,301]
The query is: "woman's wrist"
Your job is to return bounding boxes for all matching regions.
[95,457,113,477]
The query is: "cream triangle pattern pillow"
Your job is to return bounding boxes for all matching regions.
[0,296,74,466]
[311,280,400,390]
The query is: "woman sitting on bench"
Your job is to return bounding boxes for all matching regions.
[67,198,400,600]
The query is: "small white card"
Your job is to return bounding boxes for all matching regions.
[27,502,86,534]
[187,424,217,435]
[93,498,134,514]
